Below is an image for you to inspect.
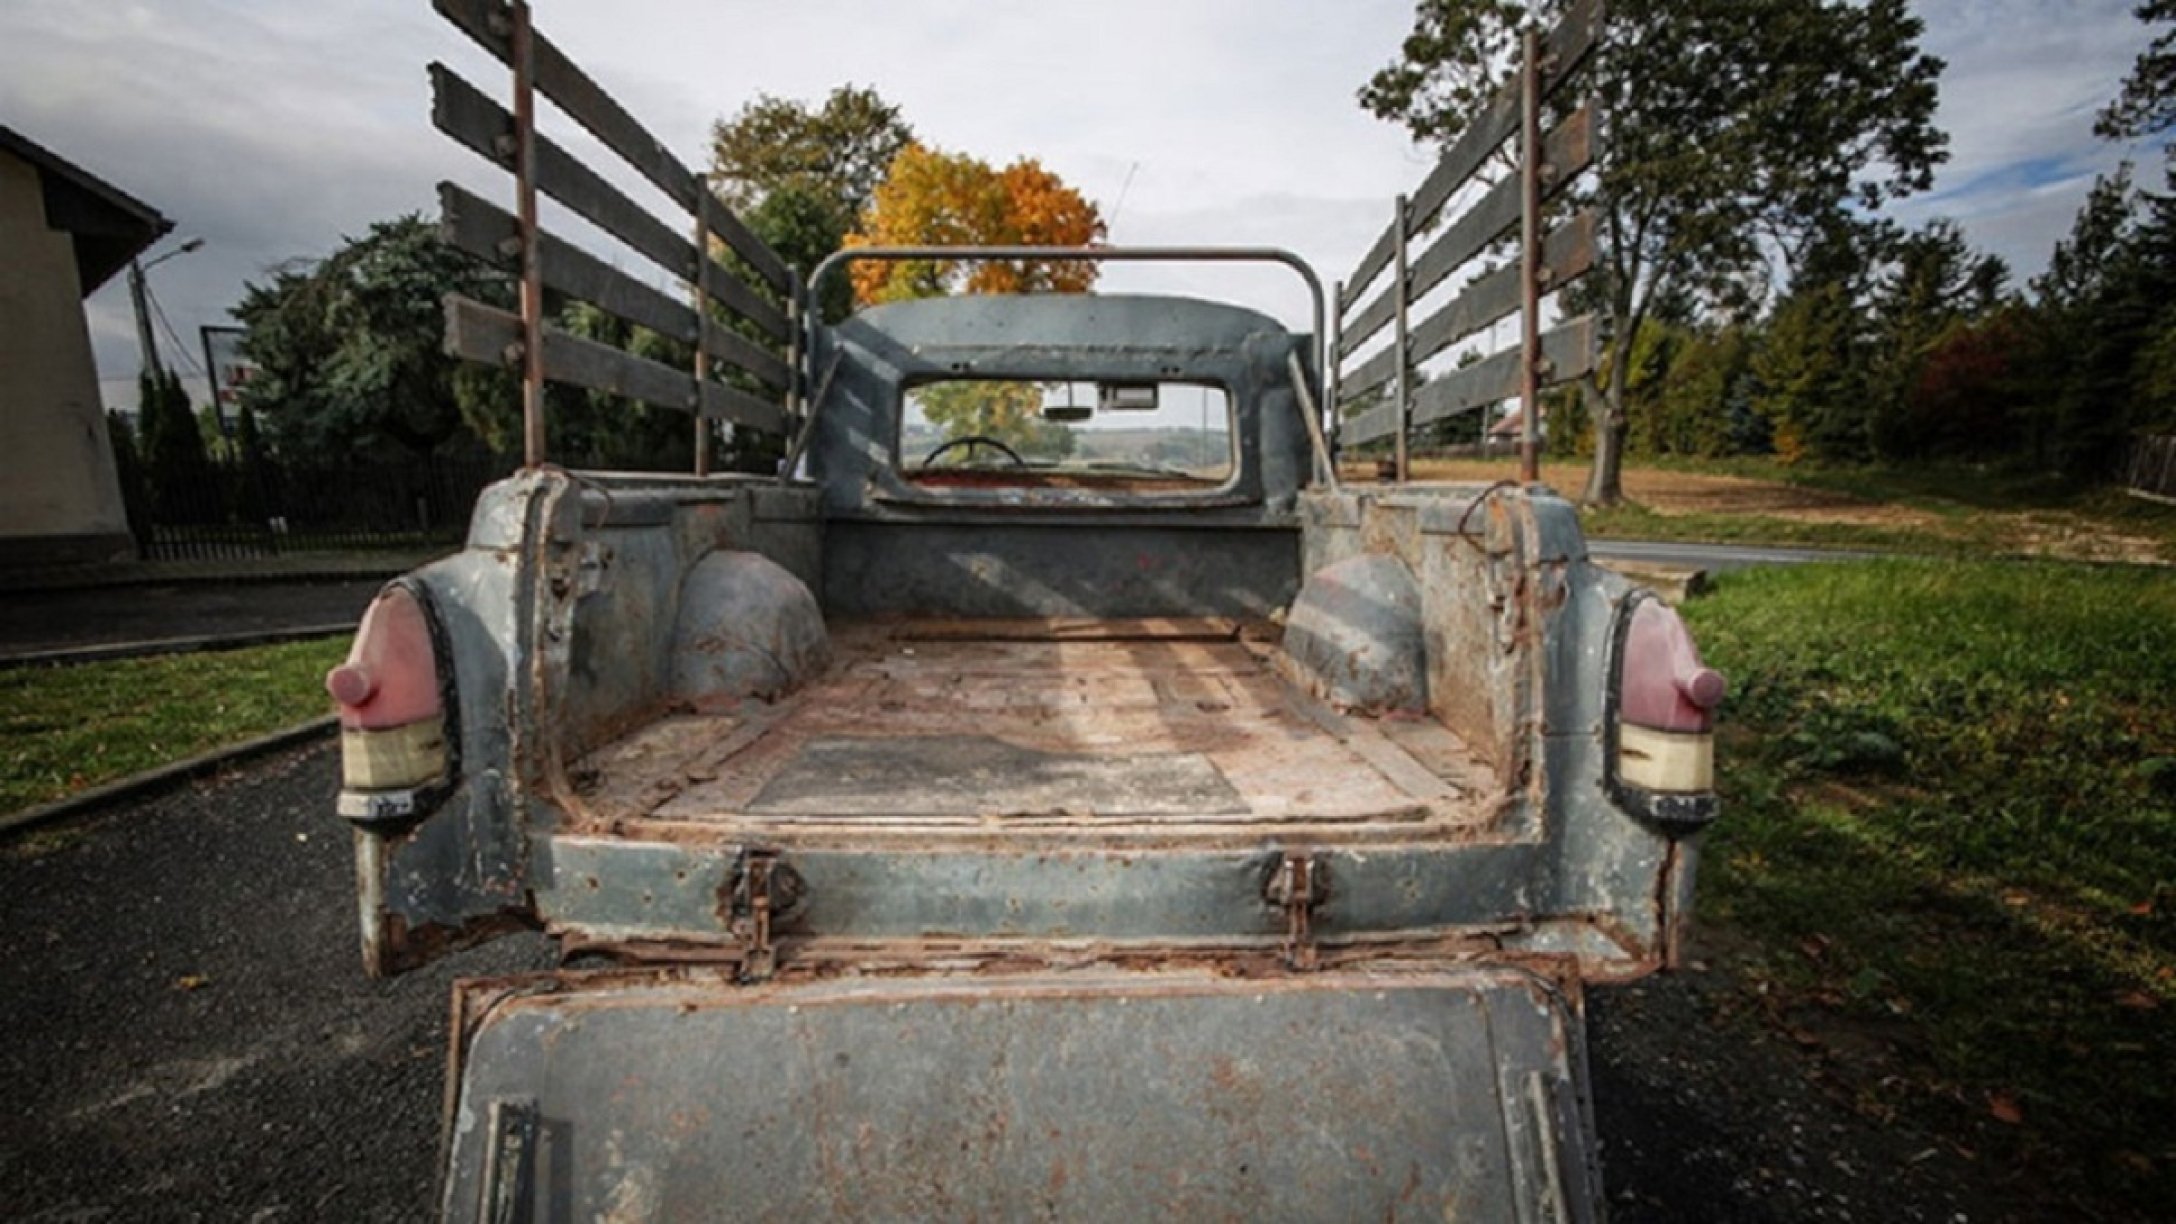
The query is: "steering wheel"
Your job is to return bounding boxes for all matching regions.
[922,435,1027,469]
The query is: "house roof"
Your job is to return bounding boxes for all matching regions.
[0,125,171,296]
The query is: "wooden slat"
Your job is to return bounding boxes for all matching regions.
[434,0,795,295]
[1407,208,1596,366]
[1339,0,1602,307]
[1406,88,1523,240]
[695,250,792,347]
[431,64,789,342]
[1341,286,1397,362]
[1340,222,1398,313]
[1343,315,1595,446]
[438,183,791,392]
[1338,102,1594,358]
[443,295,787,434]
[1406,105,1593,305]
[1409,315,1596,426]
[1345,209,1594,399]
[1541,0,1607,104]
[698,195,796,299]
[1340,398,1401,448]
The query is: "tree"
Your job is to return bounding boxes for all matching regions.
[709,85,915,328]
[2098,0,2176,147]
[2029,164,2176,475]
[709,85,913,221]
[913,381,1050,452]
[846,144,1105,306]
[1866,219,2007,457]
[745,179,852,322]
[1362,0,1946,502]
[233,216,508,460]
[1750,281,1867,464]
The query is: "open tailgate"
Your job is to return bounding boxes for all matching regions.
[444,965,1598,1222]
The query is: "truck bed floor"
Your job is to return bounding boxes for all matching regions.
[569,619,1498,836]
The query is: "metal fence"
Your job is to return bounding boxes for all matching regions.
[116,451,515,561]
[2129,434,2176,505]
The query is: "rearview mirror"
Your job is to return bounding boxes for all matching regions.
[1097,383,1158,412]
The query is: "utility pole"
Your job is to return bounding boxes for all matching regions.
[127,260,161,383]
[128,237,204,389]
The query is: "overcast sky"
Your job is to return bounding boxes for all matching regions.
[0,0,2155,399]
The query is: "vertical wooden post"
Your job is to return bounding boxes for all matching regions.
[1391,194,1411,483]
[691,214,712,476]
[1518,26,1543,485]
[786,279,805,425]
[510,0,545,469]
[1327,278,1345,478]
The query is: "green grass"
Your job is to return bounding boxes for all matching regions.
[1686,559,2176,1210]
[0,638,349,814]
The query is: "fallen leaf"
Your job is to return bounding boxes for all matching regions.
[174,974,211,991]
[2114,990,2159,1011]
[2130,899,2155,916]
[1988,1092,2024,1125]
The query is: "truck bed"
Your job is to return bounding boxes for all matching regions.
[569,619,1499,838]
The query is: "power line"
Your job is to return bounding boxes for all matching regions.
[144,283,205,379]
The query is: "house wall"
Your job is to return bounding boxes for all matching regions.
[0,149,132,566]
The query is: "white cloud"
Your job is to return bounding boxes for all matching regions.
[1900,0,2149,279]
[0,0,2155,391]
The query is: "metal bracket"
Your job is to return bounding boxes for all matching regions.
[730,849,804,983]
[1264,852,1326,970]
[476,1096,538,1224]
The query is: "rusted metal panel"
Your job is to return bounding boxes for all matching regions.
[442,966,1596,1222]
[821,522,1299,619]
[810,294,1314,519]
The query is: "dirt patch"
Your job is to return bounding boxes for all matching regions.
[2007,514,2169,565]
[1387,459,1949,527]
[1355,458,2174,563]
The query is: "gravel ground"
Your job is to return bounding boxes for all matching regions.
[0,579,387,655]
[1,742,2033,1222]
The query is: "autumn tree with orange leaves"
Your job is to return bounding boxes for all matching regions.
[846,144,1104,306]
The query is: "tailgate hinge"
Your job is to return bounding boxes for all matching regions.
[1264,852,1326,970]
[730,848,804,983]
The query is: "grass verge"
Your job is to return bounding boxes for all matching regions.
[0,638,348,815]
[1685,559,2176,1213]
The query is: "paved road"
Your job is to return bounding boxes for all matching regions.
[0,743,2020,1222]
[0,579,385,657]
[1588,539,1869,573]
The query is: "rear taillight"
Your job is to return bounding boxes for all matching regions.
[329,584,450,820]
[1611,597,1724,831]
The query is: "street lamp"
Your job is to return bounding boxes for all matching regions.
[128,236,203,384]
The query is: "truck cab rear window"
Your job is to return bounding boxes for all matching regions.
[898,379,1233,492]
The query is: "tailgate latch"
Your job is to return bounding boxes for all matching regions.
[1264,852,1326,970]
[730,848,803,983]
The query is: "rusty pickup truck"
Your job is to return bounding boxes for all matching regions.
[327,252,1722,1220]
